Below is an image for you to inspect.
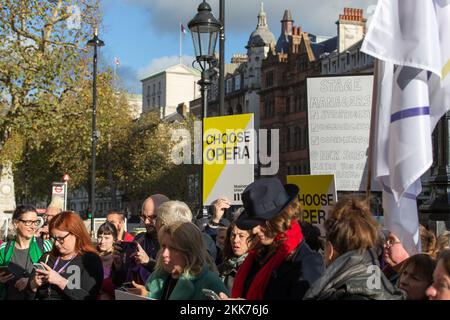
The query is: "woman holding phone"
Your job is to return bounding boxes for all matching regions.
[27,211,103,300]
[0,205,52,300]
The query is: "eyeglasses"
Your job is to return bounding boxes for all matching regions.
[140,214,157,222]
[385,239,402,246]
[18,219,40,227]
[50,233,71,244]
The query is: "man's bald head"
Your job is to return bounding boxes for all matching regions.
[142,194,170,215]
[141,194,169,235]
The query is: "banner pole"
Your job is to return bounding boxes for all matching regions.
[366,58,379,203]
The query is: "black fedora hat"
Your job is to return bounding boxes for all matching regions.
[236,177,299,230]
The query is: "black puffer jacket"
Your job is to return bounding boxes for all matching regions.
[303,249,406,300]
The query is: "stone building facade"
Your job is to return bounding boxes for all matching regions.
[260,8,371,182]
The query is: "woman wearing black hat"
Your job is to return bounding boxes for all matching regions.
[220,177,325,300]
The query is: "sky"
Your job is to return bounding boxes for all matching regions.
[100,0,378,94]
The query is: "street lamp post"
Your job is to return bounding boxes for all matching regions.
[219,0,225,116]
[419,112,450,233]
[188,0,221,210]
[87,28,104,236]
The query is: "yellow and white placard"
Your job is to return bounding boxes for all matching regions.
[203,114,255,205]
[287,174,337,235]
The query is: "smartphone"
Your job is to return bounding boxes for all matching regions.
[33,263,46,271]
[119,241,138,264]
[202,288,220,300]
[122,282,135,289]
[0,266,11,275]
[120,241,138,254]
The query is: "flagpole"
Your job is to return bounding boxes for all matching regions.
[366,58,379,202]
[179,21,182,64]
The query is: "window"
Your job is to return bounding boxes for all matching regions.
[235,75,241,91]
[299,54,307,71]
[265,71,274,88]
[294,127,300,150]
[158,82,161,92]
[299,95,305,112]
[302,126,308,149]
[153,84,155,94]
[226,78,233,93]
[286,97,290,114]
[299,83,306,111]
[158,96,161,107]
[264,98,275,118]
[152,97,155,108]
[295,96,300,112]
[286,127,291,151]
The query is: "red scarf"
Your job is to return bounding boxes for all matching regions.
[231,220,303,299]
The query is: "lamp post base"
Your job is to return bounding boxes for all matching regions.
[419,173,450,235]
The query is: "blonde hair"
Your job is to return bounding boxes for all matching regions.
[437,231,450,256]
[419,225,437,257]
[155,221,215,276]
[48,197,64,211]
[156,200,192,227]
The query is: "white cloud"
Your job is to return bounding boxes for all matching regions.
[125,0,378,37]
[138,55,196,80]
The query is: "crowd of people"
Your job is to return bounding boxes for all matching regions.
[1,177,450,300]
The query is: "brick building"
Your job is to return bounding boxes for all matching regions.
[260,8,370,182]
[260,10,335,182]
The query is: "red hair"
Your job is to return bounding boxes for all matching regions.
[49,211,97,256]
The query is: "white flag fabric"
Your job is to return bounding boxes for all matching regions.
[362,0,450,254]
[362,0,441,77]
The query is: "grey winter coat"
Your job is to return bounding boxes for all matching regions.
[303,249,406,300]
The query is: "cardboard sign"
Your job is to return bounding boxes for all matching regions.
[287,174,337,236]
[203,114,255,205]
[307,75,375,191]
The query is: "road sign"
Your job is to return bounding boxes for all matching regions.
[52,184,65,195]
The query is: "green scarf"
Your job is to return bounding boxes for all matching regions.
[0,236,48,300]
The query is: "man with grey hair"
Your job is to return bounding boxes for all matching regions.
[155,200,217,262]
[112,194,169,286]
[39,197,64,240]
